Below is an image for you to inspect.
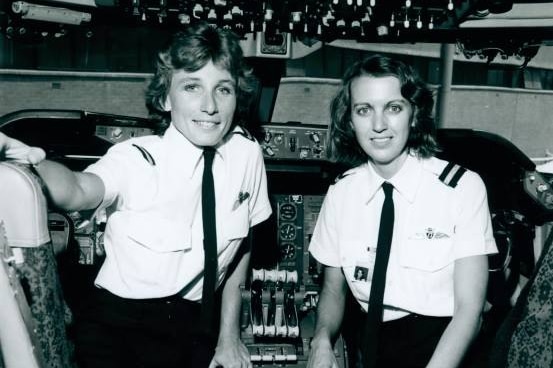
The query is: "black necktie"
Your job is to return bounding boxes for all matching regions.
[362,182,394,368]
[200,147,217,331]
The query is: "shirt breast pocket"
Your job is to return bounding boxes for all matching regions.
[127,214,192,253]
[339,241,373,277]
[223,202,250,241]
[399,237,454,272]
[340,241,371,302]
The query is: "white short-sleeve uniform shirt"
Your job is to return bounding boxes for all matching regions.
[309,154,497,321]
[85,124,272,300]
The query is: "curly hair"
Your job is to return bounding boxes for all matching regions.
[328,54,439,168]
[145,22,258,134]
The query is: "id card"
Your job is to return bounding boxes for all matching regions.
[353,246,377,283]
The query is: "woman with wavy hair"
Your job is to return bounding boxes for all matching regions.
[308,54,497,368]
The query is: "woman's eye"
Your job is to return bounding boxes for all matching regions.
[355,106,369,115]
[388,105,402,113]
[183,84,200,92]
[217,86,234,95]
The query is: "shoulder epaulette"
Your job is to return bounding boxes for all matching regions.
[233,127,256,142]
[438,161,466,188]
[334,171,351,184]
[132,144,156,166]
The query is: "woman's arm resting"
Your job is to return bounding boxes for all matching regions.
[307,266,348,368]
[1,132,104,211]
[210,251,252,368]
[34,160,104,211]
[426,254,489,368]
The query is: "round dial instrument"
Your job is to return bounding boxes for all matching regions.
[280,243,296,260]
[279,203,297,221]
[279,223,296,241]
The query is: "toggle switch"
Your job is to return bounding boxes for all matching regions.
[111,127,123,140]
[289,136,297,152]
[310,132,321,144]
[263,146,275,157]
[263,130,272,143]
[207,9,217,21]
[274,133,284,145]
[192,3,203,18]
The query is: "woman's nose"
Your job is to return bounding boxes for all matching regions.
[372,112,387,132]
[201,92,218,114]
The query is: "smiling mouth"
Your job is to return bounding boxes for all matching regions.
[371,137,392,143]
[194,120,220,128]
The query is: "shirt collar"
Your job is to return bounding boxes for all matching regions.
[163,123,240,178]
[389,153,422,203]
[364,153,422,204]
[362,164,383,204]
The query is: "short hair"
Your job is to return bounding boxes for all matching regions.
[145,22,258,134]
[328,54,439,168]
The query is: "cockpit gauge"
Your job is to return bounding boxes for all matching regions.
[280,243,296,260]
[279,223,297,241]
[279,203,297,221]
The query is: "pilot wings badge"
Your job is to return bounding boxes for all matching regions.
[411,227,450,240]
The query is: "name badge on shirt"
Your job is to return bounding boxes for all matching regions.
[353,246,377,283]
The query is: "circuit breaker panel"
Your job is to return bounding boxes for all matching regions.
[240,194,348,367]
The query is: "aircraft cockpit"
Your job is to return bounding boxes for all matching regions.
[2,1,553,367]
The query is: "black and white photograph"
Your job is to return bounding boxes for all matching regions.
[1,1,553,367]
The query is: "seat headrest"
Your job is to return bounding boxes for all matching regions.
[0,162,50,248]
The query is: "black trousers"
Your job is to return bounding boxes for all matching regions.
[73,288,218,368]
[350,313,451,368]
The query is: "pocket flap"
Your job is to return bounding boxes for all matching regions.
[223,204,249,241]
[339,240,367,266]
[400,238,454,272]
[127,214,192,253]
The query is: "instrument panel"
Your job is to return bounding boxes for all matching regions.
[257,123,328,161]
[5,111,553,368]
[241,194,348,367]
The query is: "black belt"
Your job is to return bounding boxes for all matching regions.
[358,307,452,323]
[94,287,201,306]
[387,313,451,322]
